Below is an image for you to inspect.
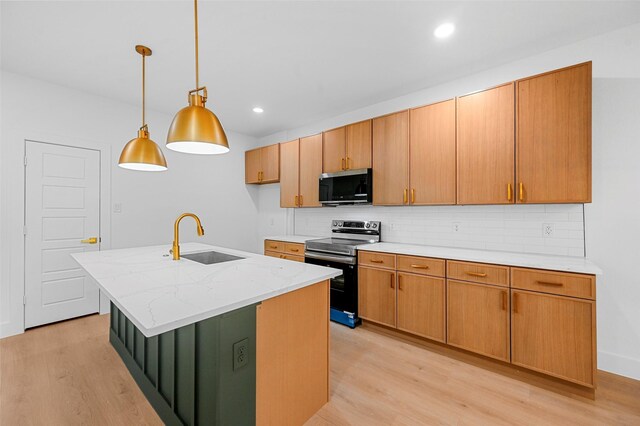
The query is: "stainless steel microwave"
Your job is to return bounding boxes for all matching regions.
[319,168,372,206]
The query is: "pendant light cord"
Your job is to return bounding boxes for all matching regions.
[142,52,146,128]
[194,0,199,90]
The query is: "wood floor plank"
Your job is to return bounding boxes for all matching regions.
[1,314,639,425]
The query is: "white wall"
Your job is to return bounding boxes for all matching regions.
[255,24,640,380]
[0,71,260,338]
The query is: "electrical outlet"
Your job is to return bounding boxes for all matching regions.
[453,222,461,233]
[113,203,122,214]
[233,338,249,371]
[543,223,554,237]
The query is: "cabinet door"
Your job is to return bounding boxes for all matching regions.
[298,134,323,207]
[346,119,372,170]
[457,83,515,205]
[280,140,299,208]
[322,127,346,173]
[358,267,396,327]
[517,62,591,203]
[373,111,409,205]
[447,280,510,361]
[245,148,262,184]
[260,144,280,183]
[409,100,456,205]
[397,273,445,342]
[511,290,595,387]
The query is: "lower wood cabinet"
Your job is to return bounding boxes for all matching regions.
[358,266,396,327]
[446,279,510,362]
[397,272,445,342]
[511,289,596,387]
[264,240,305,262]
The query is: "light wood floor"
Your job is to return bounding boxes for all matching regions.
[1,314,639,425]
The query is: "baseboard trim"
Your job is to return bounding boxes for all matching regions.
[598,350,640,381]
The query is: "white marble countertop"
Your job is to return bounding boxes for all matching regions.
[360,243,602,275]
[264,235,321,244]
[72,243,341,337]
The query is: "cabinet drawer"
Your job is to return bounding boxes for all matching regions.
[447,261,509,287]
[397,255,445,277]
[265,250,281,259]
[511,268,595,300]
[358,251,396,270]
[264,240,284,253]
[281,254,305,263]
[284,243,304,255]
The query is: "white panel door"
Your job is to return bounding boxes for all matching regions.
[25,141,100,328]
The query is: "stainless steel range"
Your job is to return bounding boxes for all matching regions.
[305,220,381,328]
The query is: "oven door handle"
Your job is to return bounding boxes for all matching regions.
[304,251,357,265]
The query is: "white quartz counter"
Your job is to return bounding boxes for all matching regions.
[264,235,321,244]
[360,243,602,275]
[72,243,341,337]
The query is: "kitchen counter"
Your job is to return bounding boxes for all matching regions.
[264,234,321,244]
[72,242,340,337]
[360,243,602,275]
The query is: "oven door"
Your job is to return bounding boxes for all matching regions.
[304,252,358,327]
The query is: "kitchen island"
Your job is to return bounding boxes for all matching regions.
[72,243,341,426]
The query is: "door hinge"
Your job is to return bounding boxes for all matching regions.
[23,225,28,236]
[24,156,28,166]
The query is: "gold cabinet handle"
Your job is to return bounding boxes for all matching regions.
[465,271,487,278]
[299,194,303,206]
[398,275,403,291]
[536,280,563,287]
[501,290,507,311]
[403,189,408,204]
[519,182,524,202]
[507,183,512,201]
[347,157,351,169]
[81,237,98,244]
[513,292,519,314]
[370,259,384,264]
[410,264,429,269]
[390,273,395,289]
[411,189,415,204]
[342,158,346,170]
[294,195,299,207]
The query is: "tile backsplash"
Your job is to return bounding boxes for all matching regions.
[294,204,585,257]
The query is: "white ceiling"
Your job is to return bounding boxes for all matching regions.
[3,1,640,137]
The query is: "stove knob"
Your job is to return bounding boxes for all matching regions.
[372,223,378,228]
[365,223,371,228]
[333,221,337,226]
[338,222,343,227]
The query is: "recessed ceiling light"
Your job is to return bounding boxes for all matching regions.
[252,107,264,113]
[434,23,455,39]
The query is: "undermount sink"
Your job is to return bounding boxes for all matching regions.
[181,251,244,265]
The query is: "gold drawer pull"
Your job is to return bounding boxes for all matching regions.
[536,280,563,287]
[269,245,277,249]
[410,264,429,269]
[370,259,384,264]
[289,248,299,252]
[465,271,487,278]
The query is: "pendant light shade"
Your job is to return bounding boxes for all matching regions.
[119,45,168,171]
[166,0,229,155]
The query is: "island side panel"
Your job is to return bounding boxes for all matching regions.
[256,280,330,426]
[109,302,257,426]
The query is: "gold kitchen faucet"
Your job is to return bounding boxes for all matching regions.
[172,213,204,260]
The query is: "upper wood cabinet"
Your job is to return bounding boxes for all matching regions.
[279,140,299,208]
[245,144,280,184]
[322,120,372,173]
[457,83,515,205]
[299,134,322,207]
[511,289,595,387]
[447,279,510,362]
[373,111,409,205]
[516,62,592,203]
[409,100,456,205]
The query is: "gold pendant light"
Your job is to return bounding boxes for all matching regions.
[166,0,229,155]
[119,45,168,171]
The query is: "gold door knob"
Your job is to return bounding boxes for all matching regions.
[81,237,98,244]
